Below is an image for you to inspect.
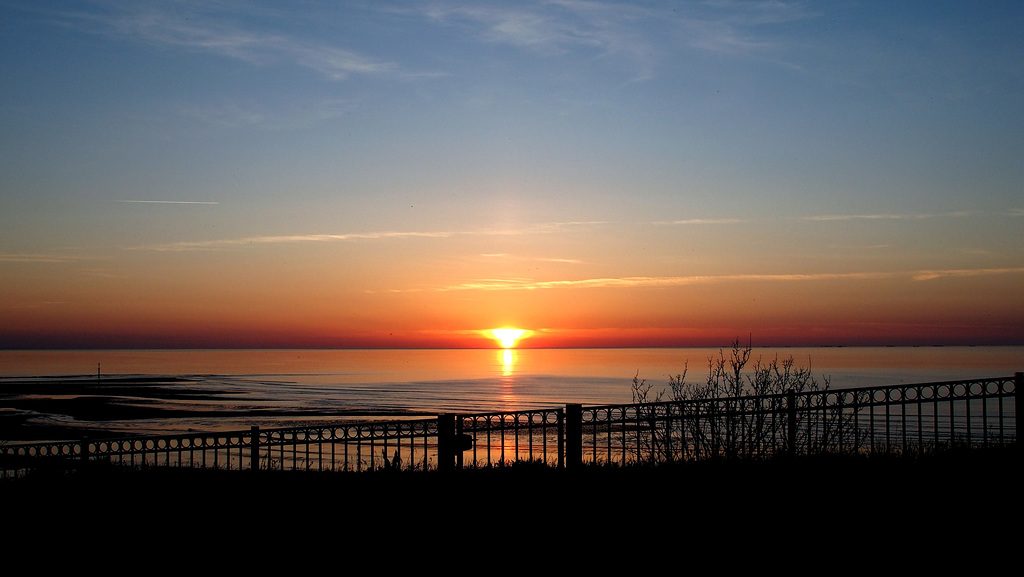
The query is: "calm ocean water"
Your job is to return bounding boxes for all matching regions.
[1,347,1021,437]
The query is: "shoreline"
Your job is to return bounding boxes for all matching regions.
[4,356,1020,442]
[0,375,435,442]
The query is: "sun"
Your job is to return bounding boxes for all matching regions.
[489,328,530,348]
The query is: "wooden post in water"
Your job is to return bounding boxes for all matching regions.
[250,425,260,472]
[565,404,582,469]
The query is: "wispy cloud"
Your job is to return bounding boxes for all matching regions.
[802,211,973,222]
[425,0,809,76]
[674,0,812,58]
[658,212,976,226]
[480,253,583,264]
[117,200,219,205]
[912,267,1024,281]
[174,98,355,130]
[0,253,81,263]
[49,3,396,81]
[428,271,894,292]
[137,231,455,252]
[680,18,774,55]
[132,221,604,251]
[420,266,1024,292]
[425,1,659,79]
[661,218,745,225]
[427,3,611,51]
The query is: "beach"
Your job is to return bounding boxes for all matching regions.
[2,347,1021,443]
[0,374,431,442]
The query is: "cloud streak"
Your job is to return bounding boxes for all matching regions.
[50,3,396,81]
[432,271,894,292]
[424,267,1024,292]
[662,218,745,225]
[425,0,810,74]
[912,267,1024,281]
[132,221,605,251]
[677,0,811,55]
[0,253,82,263]
[658,211,980,226]
[537,257,584,264]
[424,1,662,80]
[117,200,219,205]
[174,98,356,130]
[137,231,455,252]
[802,211,974,222]
[481,253,583,264]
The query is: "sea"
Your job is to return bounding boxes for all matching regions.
[1,347,1021,438]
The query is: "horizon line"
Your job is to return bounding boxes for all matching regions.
[3,343,1022,352]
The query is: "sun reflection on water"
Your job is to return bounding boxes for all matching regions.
[498,348,519,406]
[500,348,515,376]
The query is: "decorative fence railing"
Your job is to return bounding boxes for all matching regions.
[2,374,1017,478]
[576,374,1018,464]
[457,408,564,468]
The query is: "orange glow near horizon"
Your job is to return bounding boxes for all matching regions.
[489,328,530,348]
[3,4,1024,353]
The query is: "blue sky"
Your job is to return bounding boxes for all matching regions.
[2,1,1022,348]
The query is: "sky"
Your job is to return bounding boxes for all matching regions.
[1,0,1023,349]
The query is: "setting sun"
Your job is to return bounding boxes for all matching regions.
[489,328,530,348]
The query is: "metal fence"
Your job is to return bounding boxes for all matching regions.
[458,408,564,468]
[2,374,1017,478]
[576,374,1018,464]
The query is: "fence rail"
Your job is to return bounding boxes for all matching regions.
[2,374,1017,478]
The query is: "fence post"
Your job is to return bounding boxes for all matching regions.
[557,408,565,469]
[1015,373,1021,450]
[787,389,797,457]
[565,404,582,469]
[438,414,455,472]
[250,425,260,472]
[455,415,464,470]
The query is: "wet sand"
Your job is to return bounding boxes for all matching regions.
[0,375,420,442]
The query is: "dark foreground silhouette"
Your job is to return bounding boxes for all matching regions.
[6,446,1016,539]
